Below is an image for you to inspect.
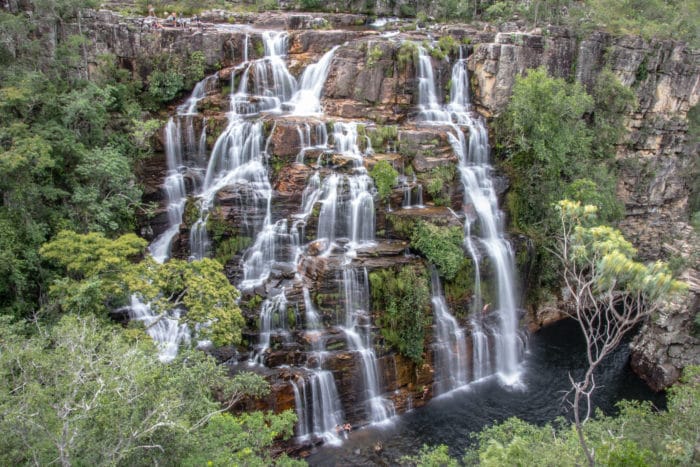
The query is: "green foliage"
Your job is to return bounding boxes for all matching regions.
[587,0,699,46]
[590,68,637,159]
[430,36,460,61]
[432,366,700,466]
[425,164,456,206]
[401,444,459,466]
[298,0,322,11]
[556,200,685,300]
[394,0,699,46]
[0,8,150,319]
[369,265,431,364]
[369,124,398,151]
[496,67,631,295]
[443,259,476,307]
[397,41,419,70]
[411,222,464,280]
[370,160,399,202]
[41,231,245,347]
[183,411,303,466]
[366,44,383,68]
[215,236,253,264]
[135,0,228,16]
[399,3,416,17]
[0,314,294,465]
[147,51,207,103]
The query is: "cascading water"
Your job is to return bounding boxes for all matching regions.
[289,46,339,116]
[182,33,352,440]
[341,267,395,423]
[150,74,217,263]
[149,118,187,264]
[293,288,345,444]
[126,295,190,363]
[315,122,376,253]
[430,269,469,393]
[249,292,290,365]
[141,75,219,359]
[416,45,524,389]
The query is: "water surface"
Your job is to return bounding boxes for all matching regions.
[307,319,663,465]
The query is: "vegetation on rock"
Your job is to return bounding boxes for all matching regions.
[370,159,399,202]
[369,265,431,364]
[411,222,464,280]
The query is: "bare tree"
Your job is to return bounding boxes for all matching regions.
[552,200,684,467]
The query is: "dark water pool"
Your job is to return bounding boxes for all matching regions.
[307,319,664,465]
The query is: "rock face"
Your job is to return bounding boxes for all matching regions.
[630,224,700,391]
[71,8,698,395]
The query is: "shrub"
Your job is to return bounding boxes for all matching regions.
[411,222,464,280]
[370,160,399,202]
[369,265,431,364]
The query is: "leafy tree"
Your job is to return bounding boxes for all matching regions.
[401,444,459,466]
[553,200,685,465]
[0,4,153,319]
[40,231,245,347]
[496,67,633,294]
[0,314,296,466]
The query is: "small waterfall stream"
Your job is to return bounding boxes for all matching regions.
[416,45,524,390]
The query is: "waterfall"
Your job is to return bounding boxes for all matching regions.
[416,46,449,122]
[249,292,290,365]
[416,45,524,387]
[126,295,191,363]
[295,121,328,164]
[178,73,219,116]
[430,269,469,393]
[250,31,297,113]
[149,73,219,263]
[151,31,406,439]
[315,123,376,253]
[292,373,344,445]
[289,46,339,116]
[341,267,395,423]
[292,288,345,444]
[149,118,187,263]
[143,75,222,357]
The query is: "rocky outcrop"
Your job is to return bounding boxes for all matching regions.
[630,223,700,391]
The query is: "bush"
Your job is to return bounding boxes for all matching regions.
[369,265,431,364]
[299,0,321,11]
[370,160,399,202]
[411,222,464,280]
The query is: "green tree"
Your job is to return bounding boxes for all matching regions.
[496,67,633,294]
[369,265,431,364]
[553,200,685,465]
[0,314,296,466]
[40,231,245,347]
